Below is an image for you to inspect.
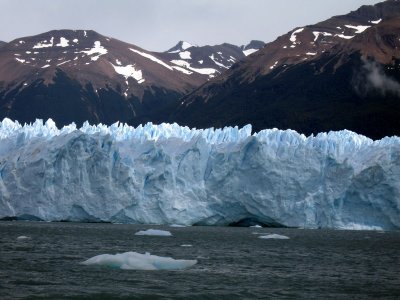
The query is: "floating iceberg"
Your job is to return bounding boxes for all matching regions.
[16,236,30,240]
[0,118,399,230]
[135,229,172,236]
[81,251,197,270]
[258,234,290,240]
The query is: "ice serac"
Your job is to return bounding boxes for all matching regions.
[0,118,399,230]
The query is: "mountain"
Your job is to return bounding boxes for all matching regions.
[0,30,264,127]
[241,40,266,56]
[0,41,6,48]
[0,30,206,127]
[158,40,264,79]
[172,0,400,139]
[1,118,399,230]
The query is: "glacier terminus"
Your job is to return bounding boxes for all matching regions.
[0,118,399,230]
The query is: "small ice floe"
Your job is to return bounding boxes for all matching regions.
[134,229,172,236]
[17,236,30,240]
[81,251,197,270]
[258,234,290,240]
[250,225,262,228]
[170,224,186,227]
[180,244,193,247]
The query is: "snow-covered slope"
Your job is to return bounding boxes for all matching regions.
[0,118,399,230]
[160,40,264,79]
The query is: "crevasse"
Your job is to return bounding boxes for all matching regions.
[0,118,399,230]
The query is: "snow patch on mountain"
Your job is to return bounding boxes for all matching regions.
[344,25,371,34]
[181,41,193,50]
[171,60,217,76]
[33,37,54,49]
[129,48,173,71]
[243,49,258,56]
[172,66,193,75]
[290,28,304,43]
[110,63,144,84]
[56,37,69,47]
[209,54,228,69]
[370,18,382,24]
[312,31,333,42]
[336,34,355,40]
[179,51,191,59]
[80,41,108,61]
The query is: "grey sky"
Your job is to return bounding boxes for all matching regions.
[0,0,383,51]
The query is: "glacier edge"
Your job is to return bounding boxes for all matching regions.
[0,118,399,230]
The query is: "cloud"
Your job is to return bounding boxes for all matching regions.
[354,57,400,97]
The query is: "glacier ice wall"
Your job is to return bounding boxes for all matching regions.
[0,118,399,230]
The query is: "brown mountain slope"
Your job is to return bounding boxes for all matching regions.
[172,1,400,139]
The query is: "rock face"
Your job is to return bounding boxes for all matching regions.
[0,30,206,127]
[172,0,400,139]
[0,118,399,230]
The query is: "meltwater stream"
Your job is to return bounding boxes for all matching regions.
[1,222,399,299]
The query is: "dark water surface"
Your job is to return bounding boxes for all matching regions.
[0,222,399,299]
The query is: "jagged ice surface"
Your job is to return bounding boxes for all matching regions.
[0,118,399,230]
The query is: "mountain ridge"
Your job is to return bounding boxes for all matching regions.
[171,0,400,139]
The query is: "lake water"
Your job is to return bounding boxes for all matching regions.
[1,221,399,299]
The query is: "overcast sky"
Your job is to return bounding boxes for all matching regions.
[0,0,383,51]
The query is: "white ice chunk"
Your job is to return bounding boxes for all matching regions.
[15,58,25,63]
[73,39,79,43]
[258,234,290,240]
[81,251,197,270]
[135,229,172,236]
[180,244,193,247]
[17,236,30,240]
[41,64,50,68]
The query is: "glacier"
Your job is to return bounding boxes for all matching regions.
[0,118,399,230]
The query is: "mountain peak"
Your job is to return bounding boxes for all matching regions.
[166,41,195,53]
